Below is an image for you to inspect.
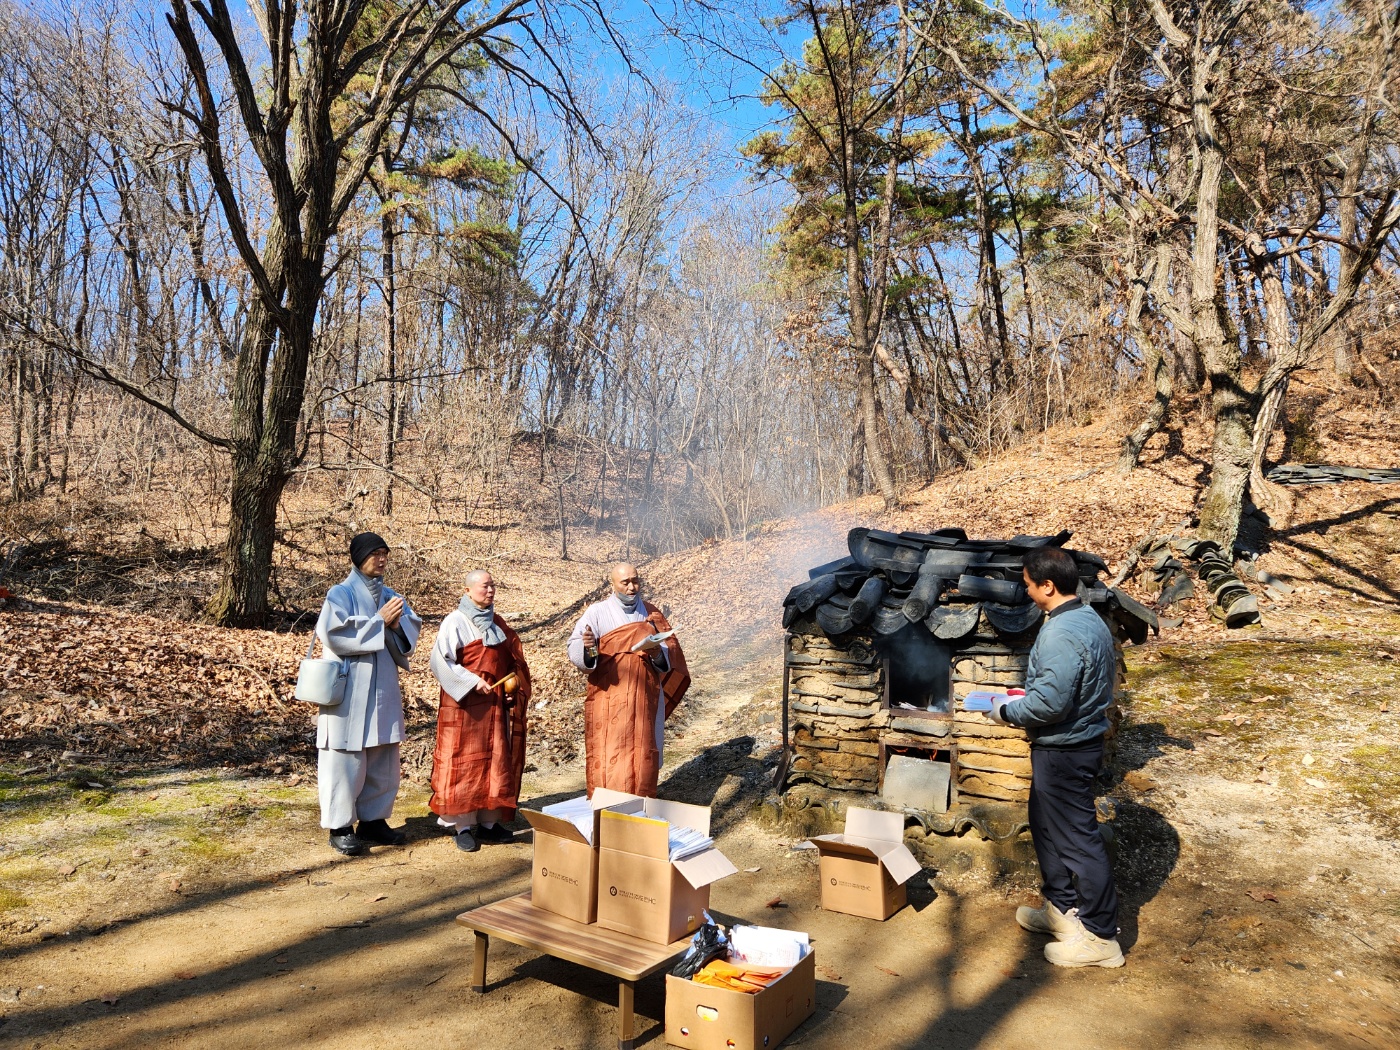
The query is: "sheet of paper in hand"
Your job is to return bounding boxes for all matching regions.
[964,690,1014,712]
[630,629,676,653]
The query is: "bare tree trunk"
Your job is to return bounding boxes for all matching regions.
[1334,109,1367,382]
[347,265,364,459]
[1191,49,1254,553]
[6,352,23,501]
[381,211,398,515]
[959,96,1011,395]
[206,290,290,627]
[1118,242,1174,471]
[1250,378,1287,489]
[1243,231,1291,498]
[841,134,898,505]
[846,423,866,498]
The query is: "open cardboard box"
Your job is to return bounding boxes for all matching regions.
[665,948,817,1050]
[596,797,738,944]
[808,807,921,920]
[519,788,639,923]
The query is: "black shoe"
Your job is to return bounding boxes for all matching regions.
[474,822,516,845]
[329,827,366,856]
[357,819,407,846]
[454,828,480,853]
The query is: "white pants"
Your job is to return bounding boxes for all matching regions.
[318,743,401,830]
[436,808,505,833]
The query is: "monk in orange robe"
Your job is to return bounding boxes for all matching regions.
[428,570,532,852]
[568,563,690,796]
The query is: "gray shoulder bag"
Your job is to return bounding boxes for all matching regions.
[294,632,347,706]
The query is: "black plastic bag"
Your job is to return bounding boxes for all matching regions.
[670,912,729,979]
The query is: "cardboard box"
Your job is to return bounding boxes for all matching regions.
[665,949,817,1050]
[520,789,639,923]
[596,798,738,944]
[809,807,921,920]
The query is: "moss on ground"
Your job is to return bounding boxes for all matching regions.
[0,763,320,937]
[1122,640,1400,834]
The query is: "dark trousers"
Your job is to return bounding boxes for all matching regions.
[1028,744,1119,939]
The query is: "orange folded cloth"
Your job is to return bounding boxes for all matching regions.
[690,959,788,993]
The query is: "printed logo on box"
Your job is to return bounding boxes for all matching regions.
[609,885,657,904]
[832,878,870,891]
[540,867,578,886]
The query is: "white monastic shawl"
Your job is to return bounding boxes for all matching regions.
[429,609,492,702]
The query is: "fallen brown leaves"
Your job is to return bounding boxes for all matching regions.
[1122,771,1160,792]
[0,602,592,774]
[1,607,311,770]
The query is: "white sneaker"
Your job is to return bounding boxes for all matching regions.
[1015,901,1083,939]
[1043,927,1125,968]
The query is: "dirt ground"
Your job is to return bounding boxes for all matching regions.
[4,399,1400,1049]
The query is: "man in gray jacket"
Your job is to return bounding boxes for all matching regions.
[315,532,422,856]
[988,546,1123,967]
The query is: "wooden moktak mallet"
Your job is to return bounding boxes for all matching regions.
[481,672,519,696]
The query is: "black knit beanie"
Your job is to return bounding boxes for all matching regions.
[350,532,389,567]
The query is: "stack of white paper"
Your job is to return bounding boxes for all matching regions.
[542,795,596,843]
[667,824,714,861]
[729,925,809,968]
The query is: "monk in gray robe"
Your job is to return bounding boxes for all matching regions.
[315,532,422,856]
[568,563,689,796]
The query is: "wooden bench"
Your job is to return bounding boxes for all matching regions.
[456,892,692,1050]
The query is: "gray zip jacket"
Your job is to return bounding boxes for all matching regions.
[1002,598,1115,748]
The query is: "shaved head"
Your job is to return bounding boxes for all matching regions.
[610,562,641,601]
[465,569,495,608]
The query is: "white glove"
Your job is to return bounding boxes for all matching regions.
[988,697,1010,724]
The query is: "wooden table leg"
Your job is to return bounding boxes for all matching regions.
[617,979,635,1050]
[471,932,489,993]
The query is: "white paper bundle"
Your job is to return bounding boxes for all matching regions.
[667,823,714,861]
[729,925,810,968]
[629,629,676,653]
[542,795,596,843]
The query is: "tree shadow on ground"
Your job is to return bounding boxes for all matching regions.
[804,890,1051,1050]
[658,735,767,837]
[492,956,670,1047]
[1261,496,1400,603]
[864,800,1179,1048]
[1111,720,1195,779]
[1,847,530,1037]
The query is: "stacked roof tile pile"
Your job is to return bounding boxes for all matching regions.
[1141,535,1260,628]
[1265,464,1400,486]
[783,528,1157,646]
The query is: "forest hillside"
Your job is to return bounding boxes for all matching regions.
[3,358,1396,781]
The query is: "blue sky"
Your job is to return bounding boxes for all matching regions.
[587,0,792,153]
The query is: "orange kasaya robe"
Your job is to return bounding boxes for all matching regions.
[429,617,532,821]
[584,604,689,797]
